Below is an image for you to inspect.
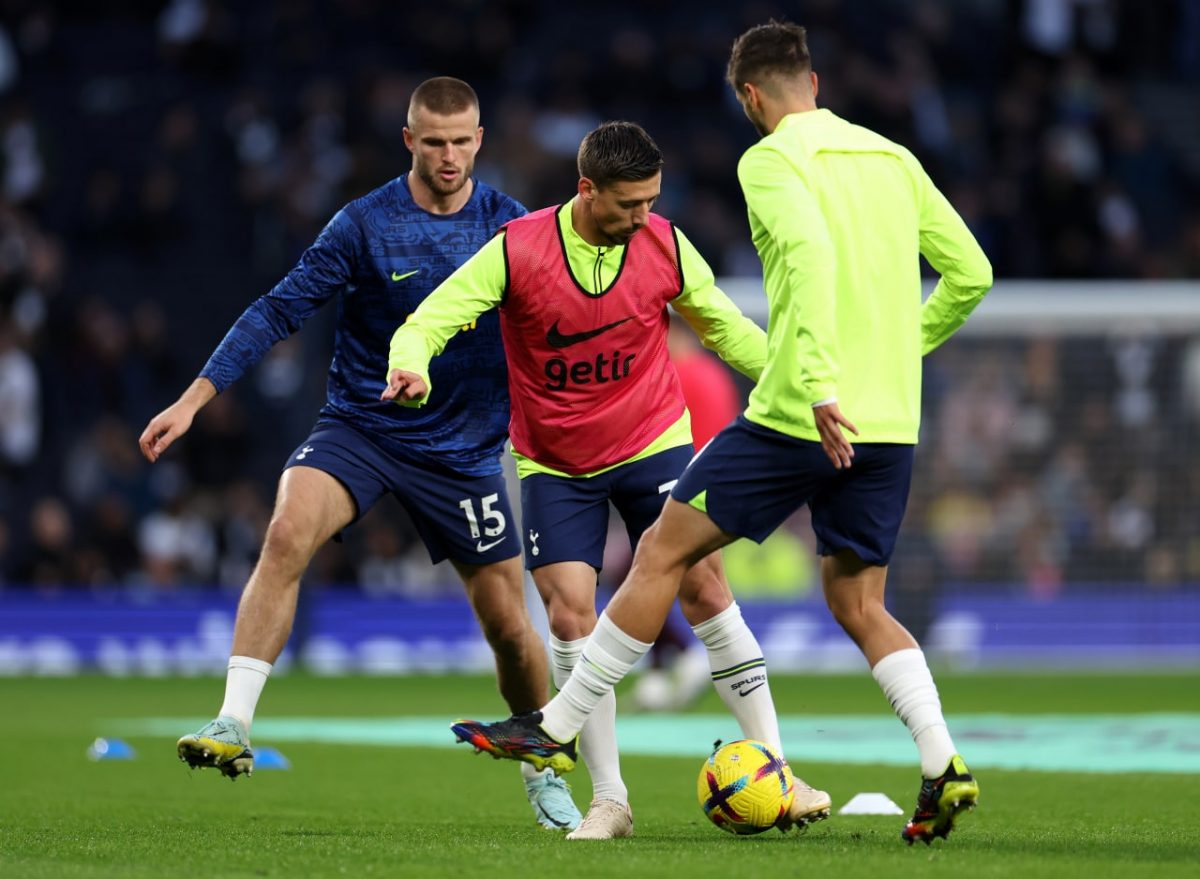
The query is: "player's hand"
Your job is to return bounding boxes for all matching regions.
[138,402,196,463]
[812,401,858,470]
[381,368,429,403]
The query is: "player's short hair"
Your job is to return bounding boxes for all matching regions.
[408,77,479,126]
[577,121,664,189]
[726,21,812,94]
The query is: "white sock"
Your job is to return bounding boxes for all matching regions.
[692,602,782,755]
[218,655,272,732]
[871,647,957,777]
[540,612,651,744]
[550,635,627,805]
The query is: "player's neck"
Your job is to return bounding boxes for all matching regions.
[569,197,611,248]
[408,173,475,216]
[762,99,818,135]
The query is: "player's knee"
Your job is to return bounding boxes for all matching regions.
[680,590,730,626]
[678,558,732,623]
[260,514,317,571]
[545,601,596,642]
[826,592,878,635]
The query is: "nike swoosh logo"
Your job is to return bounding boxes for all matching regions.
[535,802,574,829]
[391,269,419,282]
[476,536,506,553]
[546,316,634,348]
[737,683,765,697]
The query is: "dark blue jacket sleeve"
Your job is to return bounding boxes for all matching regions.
[199,208,361,392]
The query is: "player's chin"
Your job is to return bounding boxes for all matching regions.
[433,173,467,194]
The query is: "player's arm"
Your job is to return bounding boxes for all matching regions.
[668,227,768,381]
[737,146,839,403]
[914,166,994,355]
[383,233,507,406]
[140,208,361,462]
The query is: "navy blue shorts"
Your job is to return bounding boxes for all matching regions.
[671,416,914,566]
[520,445,694,571]
[283,422,518,566]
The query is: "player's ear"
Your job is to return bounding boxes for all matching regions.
[742,82,760,111]
[811,71,819,100]
[402,127,415,152]
[578,177,596,201]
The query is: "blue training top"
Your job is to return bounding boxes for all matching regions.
[200,174,525,476]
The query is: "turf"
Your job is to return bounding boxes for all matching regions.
[0,673,1197,878]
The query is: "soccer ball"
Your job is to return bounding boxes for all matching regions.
[697,739,795,835]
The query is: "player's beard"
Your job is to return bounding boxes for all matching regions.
[748,106,771,138]
[415,157,474,197]
[597,218,642,245]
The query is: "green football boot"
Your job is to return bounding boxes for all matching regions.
[901,754,979,845]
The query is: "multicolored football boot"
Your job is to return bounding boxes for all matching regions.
[176,715,254,780]
[451,711,578,776]
[902,754,979,845]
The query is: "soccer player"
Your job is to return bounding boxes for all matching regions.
[452,23,995,846]
[137,77,582,832]
[385,121,831,839]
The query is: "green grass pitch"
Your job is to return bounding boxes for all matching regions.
[1,672,1197,878]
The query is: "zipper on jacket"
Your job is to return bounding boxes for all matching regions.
[593,247,606,294]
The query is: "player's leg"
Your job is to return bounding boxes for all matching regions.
[178,450,360,778]
[821,553,917,665]
[813,444,977,843]
[452,554,580,831]
[677,546,832,830]
[228,466,355,661]
[399,463,581,831]
[452,555,548,714]
[517,470,630,839]
[608,448,786,753]
[530,498,730,747]
[822,551,976,843]
[677,554,780,748]
[391,463,537,706]
[533,560,632,840]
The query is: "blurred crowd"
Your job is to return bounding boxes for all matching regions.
[0,0,1198,595]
